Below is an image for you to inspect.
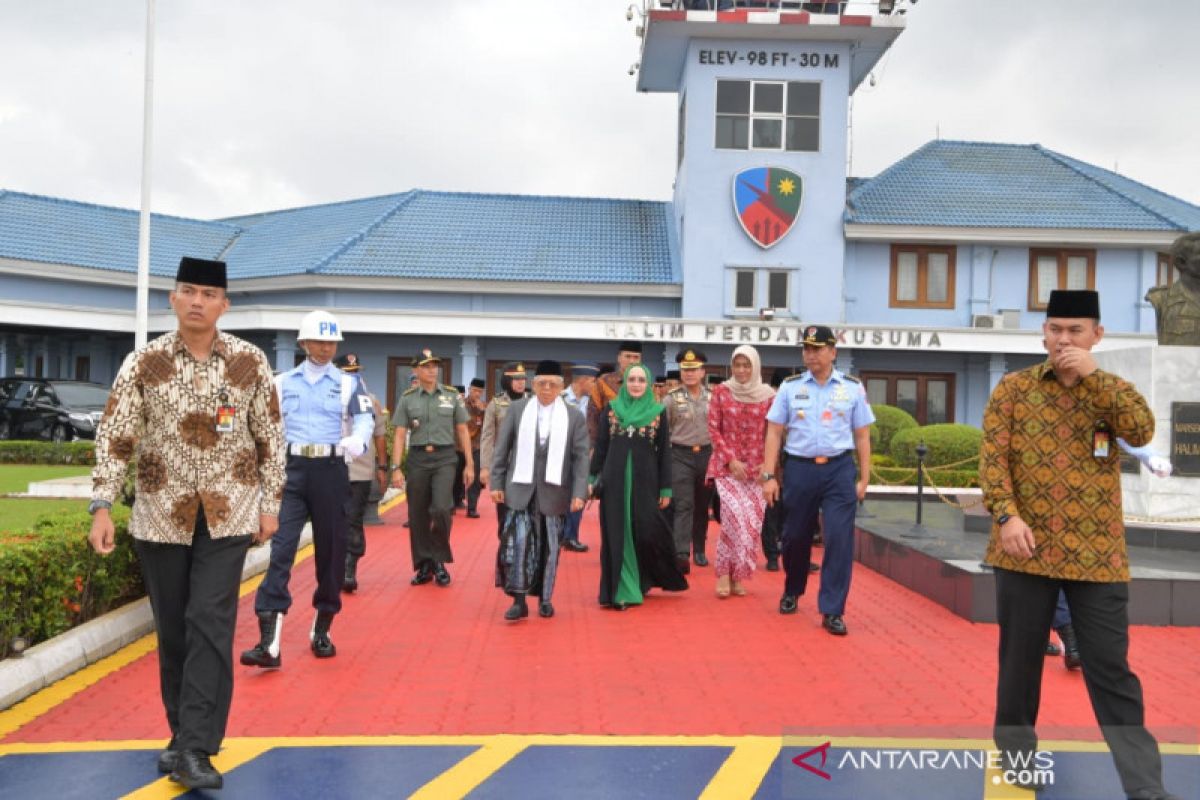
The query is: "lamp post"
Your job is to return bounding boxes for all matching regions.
[902,440,929,538]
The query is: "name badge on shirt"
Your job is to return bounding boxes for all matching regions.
[216,405,237,433]
[1093,420,1111,459]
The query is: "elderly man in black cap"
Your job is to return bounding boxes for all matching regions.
[89,256,285,790]
[664,349,713,572]
[560,361,600,551]
[980,290,1179,799]
[390,349,473,586]
[332,353,388,593]
[490,360,590,620]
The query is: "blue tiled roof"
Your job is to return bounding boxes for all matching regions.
[845,141,1200,231]
[0,190,240,276]
[319,191,677,283]
[0,188,678,285]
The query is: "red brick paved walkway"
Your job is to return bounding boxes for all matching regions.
[5,497,1198,745]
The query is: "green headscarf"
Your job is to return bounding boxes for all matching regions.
[608,363,663,429]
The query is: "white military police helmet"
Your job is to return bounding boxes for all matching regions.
[297,310,343,342]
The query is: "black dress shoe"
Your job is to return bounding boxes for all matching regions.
[562,539,589,552]
[157,747,179,774]
[403,520,410,528]
[411,564,433,585]
[809,562,820,573]
[504,601,529,621]
[1045,641,1062,656]
[779,595,798,614]
[765,556,779,572]
[675,555,691,575]
[342,558,359,593]
[170,749,223,790]
[466,510,481,519]
[613,602,629,611]
[693,552,708,567]
[310,611,336,658]
[434,563,451,586]
[822,614,848,636]
[539,601,554,618]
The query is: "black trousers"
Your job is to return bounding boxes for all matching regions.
[405,447,456,568]
[467,447,483,513]
[760,498,784,559]
[453,451,467,506]
[669,446,711,557]
[345,479,372,560]
[134,508,250,755]
[994,568,1166,798]
[256,455,350,615]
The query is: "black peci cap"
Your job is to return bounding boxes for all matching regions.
[176,256,227,289]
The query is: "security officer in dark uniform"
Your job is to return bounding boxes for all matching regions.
[242,310,375,667]
[390,349,473,586]
[762,325,874,636]
[664,349,712,573]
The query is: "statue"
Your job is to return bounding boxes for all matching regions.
[1146,232,1200,346]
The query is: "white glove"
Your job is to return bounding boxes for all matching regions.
[1147,456,1173,478]
[339,435,366,462]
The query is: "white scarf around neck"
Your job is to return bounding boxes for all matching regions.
[513,396,568,486]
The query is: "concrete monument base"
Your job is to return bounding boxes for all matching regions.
[1095,344,1200,523]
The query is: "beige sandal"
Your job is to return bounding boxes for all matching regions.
[715,575,731,598]
[731,580,746,596]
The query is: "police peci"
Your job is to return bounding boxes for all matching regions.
[390,349,474,586]
[242,310,376,668]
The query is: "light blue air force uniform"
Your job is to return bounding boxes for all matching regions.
[766,369,874,617]
[256,362,375,618]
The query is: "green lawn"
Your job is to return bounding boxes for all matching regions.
[0,497,89,532]
[0,464,92,494]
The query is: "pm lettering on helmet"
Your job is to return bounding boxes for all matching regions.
[320,321,338,336]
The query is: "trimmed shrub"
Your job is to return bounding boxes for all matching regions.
[871,453,896,468]
[869,405,918,455]
[890,424,983,469]
[0,440,96,465]
[0,506,143,659]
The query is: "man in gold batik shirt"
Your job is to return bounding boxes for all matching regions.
[980,289,1177,800]
[88,256,285,791]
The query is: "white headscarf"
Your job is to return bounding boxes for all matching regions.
[724,345,775,404]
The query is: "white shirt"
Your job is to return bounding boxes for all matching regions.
[536,400,553,444]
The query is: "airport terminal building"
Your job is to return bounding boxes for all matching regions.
[1,6,1196,425]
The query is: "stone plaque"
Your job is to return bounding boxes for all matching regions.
[1171,402,1200,478]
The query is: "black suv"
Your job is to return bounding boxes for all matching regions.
[0,378,111,442]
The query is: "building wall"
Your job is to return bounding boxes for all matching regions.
[674,38,851,323]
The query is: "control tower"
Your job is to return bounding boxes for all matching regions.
[631,2,907,322]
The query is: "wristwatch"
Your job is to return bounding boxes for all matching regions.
[88,499,113,515]
[376,464,390,472]
[759,472,776,483]
[997,513,1013,526]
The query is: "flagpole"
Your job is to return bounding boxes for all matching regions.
[134,0,156,348]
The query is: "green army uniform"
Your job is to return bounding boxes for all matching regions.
[392,352,468,581]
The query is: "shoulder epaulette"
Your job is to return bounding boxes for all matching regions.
[843,374,861,384]
[402,385,418,396]
[782,373,805,383]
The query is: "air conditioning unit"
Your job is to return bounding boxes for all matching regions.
[972,314,1005,329]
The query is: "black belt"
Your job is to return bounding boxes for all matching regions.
[413,444,454,452]
[672,444,711,453]
[789,450,851,465]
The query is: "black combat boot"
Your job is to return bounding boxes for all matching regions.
[1055,624,1081,670]
[342,556,359,593]
[504,594,529,621]
[311,612,336,658]
[239,611,283,668]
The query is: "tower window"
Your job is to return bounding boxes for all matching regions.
[716,80,820,152]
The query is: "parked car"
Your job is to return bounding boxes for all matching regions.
[0,377,111,442]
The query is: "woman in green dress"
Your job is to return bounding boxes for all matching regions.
[590,364,688,609]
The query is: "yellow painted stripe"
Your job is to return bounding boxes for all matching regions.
[2,734,1197,757]
[120,739,275,800]
[407,736,527,800]
[699,736,780,800]
[0,546,313,739]
[379,491,405,514]
[0,635,157,739]
[982,762,1038,799]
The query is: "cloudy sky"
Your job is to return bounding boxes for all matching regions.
[1,0,1197,220]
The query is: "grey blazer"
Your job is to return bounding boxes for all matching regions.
[490,397,590,517]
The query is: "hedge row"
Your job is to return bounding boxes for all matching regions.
[0,506,143,659]
[0,440,96,465]
[890,423,982,469]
